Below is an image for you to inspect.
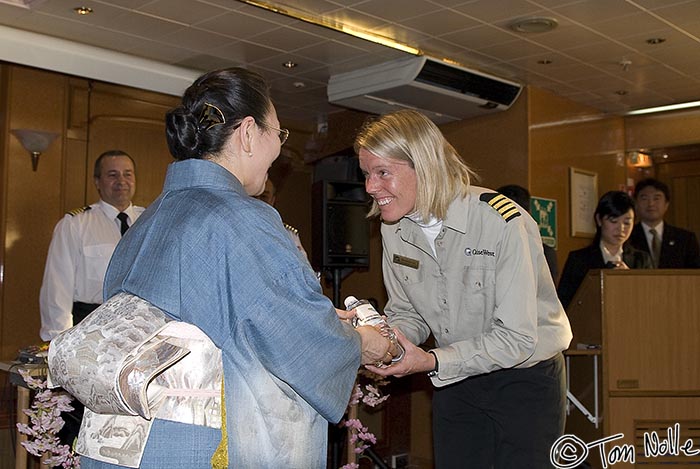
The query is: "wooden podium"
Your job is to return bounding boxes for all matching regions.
[564,269,700,468]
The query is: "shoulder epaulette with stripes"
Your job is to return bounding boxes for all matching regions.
[480,193,521,222]
[67,206,91,217]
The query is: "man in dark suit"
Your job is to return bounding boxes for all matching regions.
[630,178,700,268]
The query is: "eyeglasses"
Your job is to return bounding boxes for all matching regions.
[258,121,289,146]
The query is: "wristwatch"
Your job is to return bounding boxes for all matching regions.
[427,350,439,377]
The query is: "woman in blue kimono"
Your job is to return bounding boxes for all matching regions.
[78,68,394,468]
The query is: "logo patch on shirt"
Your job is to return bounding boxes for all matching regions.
[393,254,420,269]
[464,248,495,257]
[480,193,521,222]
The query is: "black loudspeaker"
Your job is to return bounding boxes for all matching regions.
[312,180,370,270]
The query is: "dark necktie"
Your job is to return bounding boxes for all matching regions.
[649,228,661,267]
[117,212,130,236]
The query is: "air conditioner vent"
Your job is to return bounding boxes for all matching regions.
[415,59,521,106]
[328,56,522,124]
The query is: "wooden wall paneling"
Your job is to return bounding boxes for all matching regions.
[3,65,67,358]
[440,91,529,190]
[63,78,90,213]
[528,87,626,278]
[656,159,700,238]
[604,272,700,394]
[677,176,700,237]
[66,78,89,140]
[0,65,8,360]
[63,138,88,213]
[625,109,700,151]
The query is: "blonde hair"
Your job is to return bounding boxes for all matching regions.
[354,110,476,221]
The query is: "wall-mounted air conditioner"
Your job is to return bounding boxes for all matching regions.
[328,55,523,124]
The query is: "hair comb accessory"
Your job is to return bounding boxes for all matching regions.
[199,102,226,131]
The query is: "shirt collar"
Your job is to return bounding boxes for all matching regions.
[163,158,245,195]
[443,193,470,234]
[97,199,135,220]
[600,241,623,264]
[394,190,470,235]
[642,221,664,237]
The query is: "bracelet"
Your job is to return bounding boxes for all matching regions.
[391,344,405,363]
[427,350,439,377]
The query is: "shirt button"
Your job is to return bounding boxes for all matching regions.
[404,275,409,282]
[442,298,447,305]
[444,328,450,334]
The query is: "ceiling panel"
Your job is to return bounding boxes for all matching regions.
[1,0,699,128]
[138,0,229,25]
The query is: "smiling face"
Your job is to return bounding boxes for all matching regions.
[94,155,135,212]
[359,148,417,223]
[597,208,635,251]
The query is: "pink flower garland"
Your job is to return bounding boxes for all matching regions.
[339,369,390,468]
[16,369,80,468]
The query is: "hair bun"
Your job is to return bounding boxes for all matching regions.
[165,107,202,160]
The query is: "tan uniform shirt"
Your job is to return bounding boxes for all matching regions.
[381,186,572,387]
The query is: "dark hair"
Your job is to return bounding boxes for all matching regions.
[94,150,134,178]
[593,190,635,241]
[496,184,530,213]
[634,178,670,201]
[165,68,272,161]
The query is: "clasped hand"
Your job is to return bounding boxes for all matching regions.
[335,307,400,366]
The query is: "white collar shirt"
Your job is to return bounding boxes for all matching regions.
[39,199,145,340]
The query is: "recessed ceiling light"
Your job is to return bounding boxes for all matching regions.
[293,81,305,89]
[73,6,93,15]
[283,61,297,69]
[509,17,558,34]
[537,59,552,65]
[615,90,628,96]
[646,37,666,45]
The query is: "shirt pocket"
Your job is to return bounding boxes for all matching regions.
[397,266,423,286]
[462,265,496,317]
[83,243,114,281]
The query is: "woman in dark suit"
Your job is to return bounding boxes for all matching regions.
[558,191,653,309]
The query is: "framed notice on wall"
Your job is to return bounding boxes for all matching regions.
[569,167,598,238]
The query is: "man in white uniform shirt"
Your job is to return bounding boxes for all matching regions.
[39,150,145,341]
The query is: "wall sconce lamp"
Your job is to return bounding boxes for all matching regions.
[10,129,59,171]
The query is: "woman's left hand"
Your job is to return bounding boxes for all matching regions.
[365,328,434,378]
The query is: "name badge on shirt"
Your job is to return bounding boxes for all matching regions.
[393,254,419,269]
